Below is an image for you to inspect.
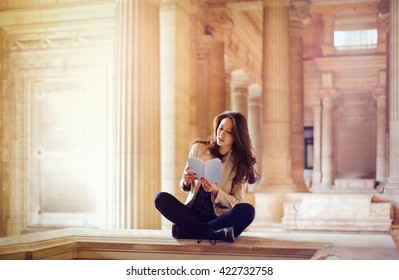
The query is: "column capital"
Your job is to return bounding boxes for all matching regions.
[205,8,234,42]
[160,0,197,14]
[248,83,262,97]
[378,0,390,28]
[372,88,387,107]
[289,0,311,31]
[372,70,387,100]
[319,72,338,100]
[248,83,262,105]
[197,35,213,60]
[231,69,250,90]
[321,94,336,108]
[263,0,290,8]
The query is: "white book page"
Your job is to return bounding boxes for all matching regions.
[187,157,205,179]
[204,158,222,184]
[187,157,222,183]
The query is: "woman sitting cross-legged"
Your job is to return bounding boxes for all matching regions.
[154,111,260,244]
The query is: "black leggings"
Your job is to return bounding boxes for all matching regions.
[154,192,255,237]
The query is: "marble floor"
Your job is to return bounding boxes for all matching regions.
[244,231,399,260]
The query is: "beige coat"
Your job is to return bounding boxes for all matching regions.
[180,143,247,216]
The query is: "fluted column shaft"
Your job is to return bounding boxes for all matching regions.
[312,105,322,187]
[261,0,294,192]
[115,0,161,229]
[248,83,263,180]
[207,40,226,129]
[321,95,335,187]
[290,3,308,192]
[196,36,226,138]
[196,36,213,139]
[231,69,250,117]
[385,0,399,193]
[160,0,198,229]
[375,93,387,183]
[224,56,234,109]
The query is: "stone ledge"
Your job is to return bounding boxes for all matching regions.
[391,225,399,251]
[333,179,377,193]
[282,194,392,232]
[0,228,332,260]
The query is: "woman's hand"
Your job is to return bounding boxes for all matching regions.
[201,177,219,196]
[182,167,196,186]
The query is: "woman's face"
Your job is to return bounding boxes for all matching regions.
[216,117,235,152]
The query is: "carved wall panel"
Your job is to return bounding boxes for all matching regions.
[334,92,377,179]
[1,18,114,234]
[29,71,108,227]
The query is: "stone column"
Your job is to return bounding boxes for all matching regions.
[160,0,198,226]
[311,105,322,189]
[373,82,387,184]
[321,95,335,187]
[231,69,249,117]
[114,0,161,229]
[196,35,226,138]
[385,0,399,193]
[248,83,263,187]
[224,55,234,109]
[204,7,232,123]
[0,28,7,236]
[321,14,335,56]
[261,0,294,192]
[207,40,226,129]
[290,0,309,192]
[196,35,213,139]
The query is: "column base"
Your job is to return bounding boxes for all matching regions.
[249,193,285,232]
[384,176,399,194]
[256,180,302,193]
[294,181,309,192]
[311,179,380,194]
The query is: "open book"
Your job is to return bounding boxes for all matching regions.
[187,157,222,184]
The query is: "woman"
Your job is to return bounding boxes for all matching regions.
[154,111,259,244]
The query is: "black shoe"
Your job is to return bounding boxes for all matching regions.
[198,227,235,244]
[172,224,200,239]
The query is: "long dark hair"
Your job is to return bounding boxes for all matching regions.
[193,111,260,185]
